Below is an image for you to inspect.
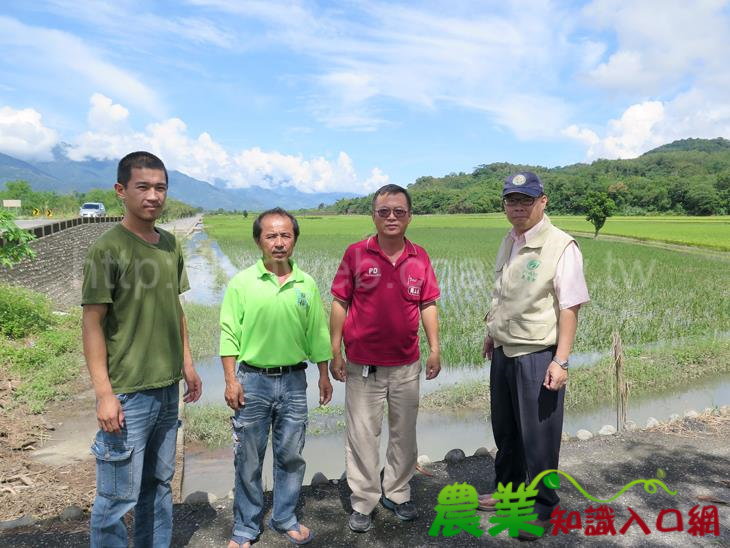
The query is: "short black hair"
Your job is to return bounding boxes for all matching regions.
[252,207,300,242]
[117,151,168,187]
[371,184,412,211]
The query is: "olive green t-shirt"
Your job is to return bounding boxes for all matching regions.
[81,224,190,394]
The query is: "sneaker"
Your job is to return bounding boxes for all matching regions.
[348,511,373,533]
[380,496,418,521]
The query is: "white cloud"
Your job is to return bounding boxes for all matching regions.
[486,94,573,140]
[564,101,665,159]
[363,167,389,192]
[88,93,129,131]
[66,95,380,193]
[0,16,164,117]
[581,0,730,93]
[229,149,360,193]
[0,106,59,161]
[192,0,576,136]
[44,1,237,49]
[562,125,599,146]
[566,79,730,160]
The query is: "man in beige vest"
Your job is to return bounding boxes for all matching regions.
[481,171,589,540]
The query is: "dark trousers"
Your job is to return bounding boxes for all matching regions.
[490,345,564,519]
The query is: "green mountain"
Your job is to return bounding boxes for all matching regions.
[642,137,730,155]
[332,138,730,216]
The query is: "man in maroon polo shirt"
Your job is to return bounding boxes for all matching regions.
[330,184,441,533]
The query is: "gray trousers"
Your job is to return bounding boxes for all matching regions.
[490,345,564,520]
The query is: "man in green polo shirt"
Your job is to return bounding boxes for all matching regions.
[219,207,333,548]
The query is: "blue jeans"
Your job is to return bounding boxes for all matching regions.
[90,384,179,548]
[231,366,308,542]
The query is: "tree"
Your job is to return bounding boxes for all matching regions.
[583,191,616,238]
[243,210,248,218]
[0,210,36,268]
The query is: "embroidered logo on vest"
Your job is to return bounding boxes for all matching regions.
[521,259,541,282]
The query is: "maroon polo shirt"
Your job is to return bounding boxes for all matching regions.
[331,236,440,366]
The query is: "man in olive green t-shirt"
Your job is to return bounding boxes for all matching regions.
[82,151,202,547]
[219,208,332,548]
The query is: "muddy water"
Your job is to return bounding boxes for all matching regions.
[183,355,730,499]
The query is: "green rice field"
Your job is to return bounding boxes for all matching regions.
[552,215,730,251]
[201,214,730,367]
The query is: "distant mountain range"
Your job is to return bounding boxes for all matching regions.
[0,149,359,211]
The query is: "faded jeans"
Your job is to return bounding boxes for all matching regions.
[230,366,308,543]
[89,383,179,548]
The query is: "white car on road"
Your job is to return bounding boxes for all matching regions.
[79,202,106,218]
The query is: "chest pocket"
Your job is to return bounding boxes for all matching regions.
[401,268,426,302]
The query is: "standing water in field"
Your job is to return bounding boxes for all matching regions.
[183,355,730,499]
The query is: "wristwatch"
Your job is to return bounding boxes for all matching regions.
[552,357,569,370]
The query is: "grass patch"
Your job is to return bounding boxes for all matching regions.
[421,381,488,410]
[550,215,730,251]
[0,284,53,339]
[309,403,345,417]
[183,403,347,448]
[422,337,730,417]
[307,404,346,436]
[0,296,84,413]
[183,302,220,361]
[184,404,231,448]
[566,337,730,412]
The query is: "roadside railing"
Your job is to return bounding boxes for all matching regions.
[1,216,123,247]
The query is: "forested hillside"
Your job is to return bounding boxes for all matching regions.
[331,138,730,215]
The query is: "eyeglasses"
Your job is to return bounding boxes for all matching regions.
[374,207,409,218]
[503,195,537,207]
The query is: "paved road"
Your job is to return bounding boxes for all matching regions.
[160,214,203,237]
[12,215,203,234]
[13,219,63,229]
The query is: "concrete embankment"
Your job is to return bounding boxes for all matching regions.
[0,215,202,309]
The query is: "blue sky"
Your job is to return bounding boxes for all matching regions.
[1,1,730,194]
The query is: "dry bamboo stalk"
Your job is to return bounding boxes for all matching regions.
[613,331,628,430]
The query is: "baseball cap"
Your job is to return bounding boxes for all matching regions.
[503,171,544,197]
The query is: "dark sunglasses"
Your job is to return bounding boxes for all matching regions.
[374,207,409,218]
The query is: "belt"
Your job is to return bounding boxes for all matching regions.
[239,362,307,376]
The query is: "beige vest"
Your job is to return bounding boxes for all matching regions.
[486,216,575,357]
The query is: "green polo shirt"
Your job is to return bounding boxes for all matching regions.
[219,259,332,367]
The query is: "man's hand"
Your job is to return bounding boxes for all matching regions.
[183,364,202,403]
[318,376,333,405]
[225,380,245,410]
[482,335,494,360]
[330,355,347,382]
[543,361,568,391]
[97,393,124,433]
[425,352,441,380]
